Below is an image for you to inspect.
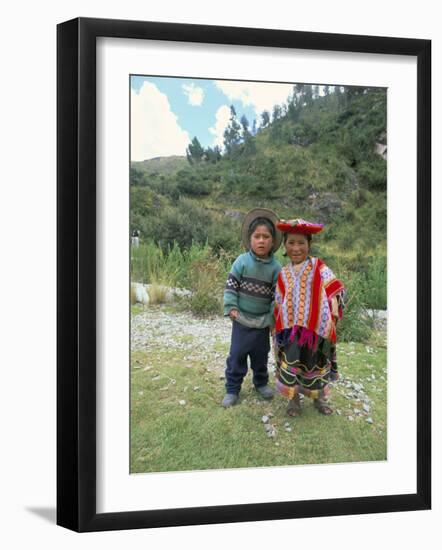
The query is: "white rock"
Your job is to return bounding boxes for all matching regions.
[132,283,150,305]
[348,416,354,421]
[179,400,186,406]
[366,417,374,424]
[262,415,270,424]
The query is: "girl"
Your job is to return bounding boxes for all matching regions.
[273,218,345,416]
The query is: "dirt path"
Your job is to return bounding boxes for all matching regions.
[131,306,278,375]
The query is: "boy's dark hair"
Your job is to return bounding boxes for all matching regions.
[248,217,276,241]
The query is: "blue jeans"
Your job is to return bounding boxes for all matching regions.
[225,321,270,394]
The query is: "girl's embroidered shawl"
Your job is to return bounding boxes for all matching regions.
[274,257,345,345]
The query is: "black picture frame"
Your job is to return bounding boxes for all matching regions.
[57,17,431,532]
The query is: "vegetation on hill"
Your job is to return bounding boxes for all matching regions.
[130,84,387,319]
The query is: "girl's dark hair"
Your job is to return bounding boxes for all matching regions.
[282,232,312,256]
[283,232,312,244]
[248,217,276,240]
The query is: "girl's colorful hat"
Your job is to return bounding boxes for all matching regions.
[241,208,282,252]
[276,218,324,235]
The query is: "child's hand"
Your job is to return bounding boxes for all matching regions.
[229,309,239,320]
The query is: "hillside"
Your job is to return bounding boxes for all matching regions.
[130,86,387,274]
[131,155,188,177]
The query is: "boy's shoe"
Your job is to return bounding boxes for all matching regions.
[255,385,274,399]
[222,393,239,408]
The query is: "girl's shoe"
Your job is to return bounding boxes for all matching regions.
[287,395,302,417]
[314,399,333,415]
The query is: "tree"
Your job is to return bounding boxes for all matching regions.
[286,90,300,121]
[186,136,204,164]
[239,114,256,155]
[293,83,305,104]
[213,145,222,159]
[204,145,222,163]
[335,86,345,110]
[130,166,144,186]
[304,85,313,105]
[223,105,242,155]
[272,104,282,122]
[346,86,365,101]
[251,118,257,136]
[260,110,270,128]
[240,114,251,139]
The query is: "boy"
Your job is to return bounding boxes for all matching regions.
[222,208,282,408]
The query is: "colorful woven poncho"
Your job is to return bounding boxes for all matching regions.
[274,256,345,347]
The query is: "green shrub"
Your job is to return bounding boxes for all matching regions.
[189,291,221,316]
[336,270,376,343]
[188,253,223,316]
[148,283,169,305]
[176,172,210,196]
[360,255,387,310]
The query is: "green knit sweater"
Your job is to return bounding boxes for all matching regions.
[223,251,281,328]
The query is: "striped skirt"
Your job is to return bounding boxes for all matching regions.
[274,328,338,400]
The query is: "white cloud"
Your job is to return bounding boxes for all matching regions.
[131,82,190,161]
[208,105,231,149]
[215,80,293,117]
[182,83,204,106]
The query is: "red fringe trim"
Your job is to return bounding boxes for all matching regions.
[296,327,319,350]
[289,325,299,343]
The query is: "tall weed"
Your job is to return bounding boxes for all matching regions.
[336,268,377,343]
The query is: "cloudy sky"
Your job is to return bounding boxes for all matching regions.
[130,76,296,162]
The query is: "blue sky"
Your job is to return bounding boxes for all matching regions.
[130,75,295,161]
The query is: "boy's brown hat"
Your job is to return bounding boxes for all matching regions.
[241,208,282,252]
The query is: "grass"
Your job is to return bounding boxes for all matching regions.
[147,283,169,305]
[130,313,387,473]
[131,303,145,316]
[131,240,386,334]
